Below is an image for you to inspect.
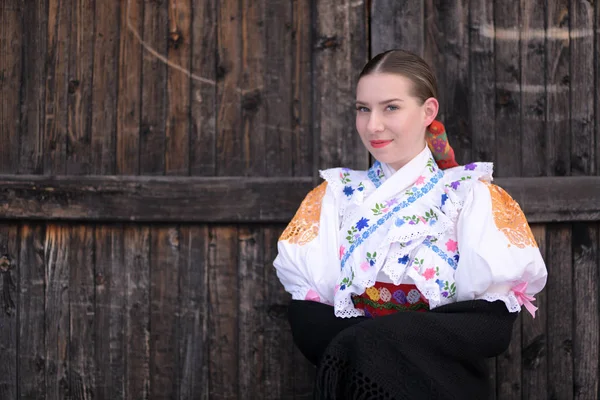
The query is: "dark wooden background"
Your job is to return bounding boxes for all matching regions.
[1,0,599,399]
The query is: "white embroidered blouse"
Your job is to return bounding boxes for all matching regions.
[273,146,548,318]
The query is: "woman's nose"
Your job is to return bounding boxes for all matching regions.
[367,113,384,133]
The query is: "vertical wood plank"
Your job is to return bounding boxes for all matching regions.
[140,0,168,175]
[547,224,573,400]
[241,0,266,176]
[521,0,547,177]
[494,1,522,177]
[149,227,180,399]
[546,0,570,177]
[44,225,70,400]
[314,0,369,171]
[166,0,191,176]
[0,0,22,173]
[572,223,598,398]
[469,2,495,164]
[263,0,293,176]
[208,227,239,399]
[263,226,295,399]
[44,0,70,175]
[424,0,471,164]
[189,0,217,176]
[123,226,150,400]
[522,225,549,400]
[370,0,425,56]
[91,1,120,175]
[238,228,266,398]
[68,226,96,400]
[94,225,126,400]
[116,0,143,175]
[18,224,46,399]
[216,0,242,176]
[570,0,595,175]
[178,226,209,400]
[19,0,47,174]
[596,0,599,177]
[0,224,18,399]
[291,0,312,177]
[66,0,95,176]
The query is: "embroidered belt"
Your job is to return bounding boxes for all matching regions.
[352,282,430,318]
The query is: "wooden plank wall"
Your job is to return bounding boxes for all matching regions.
[0,0,599,399]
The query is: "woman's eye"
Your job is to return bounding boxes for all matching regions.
[356,106,369,112]
[386,105,399,111]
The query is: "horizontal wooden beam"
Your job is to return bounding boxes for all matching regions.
[0,175,598,223]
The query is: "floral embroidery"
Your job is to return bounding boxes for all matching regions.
[464,163,477,171]
[407,289,422,304]
[366,251,377,266]
[346,226,358,244]
[339,245,346,260]
[486,183,538,249]
[423,267,436,280]
[415,175,426,185]
[423,239,458,270]
[360,261,370,271]
[366,287,380,301]
[398,255,410,264]
[356,217,370,231]
[445,239,458,252]
[343,186,355,197]
[402,209,439,225]
[340,171,351,184]
[371,202,389,216]
[279,182,327,245]
[339,268,355,290]
[442,281,456,298]
[446,176,472,190]
[357,182,365,192]
[393,290,407,304]
[380,287,392,302]
[367,161,383,188]
[441,193,448,206]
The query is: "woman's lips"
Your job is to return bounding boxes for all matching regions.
[370,140,393,149]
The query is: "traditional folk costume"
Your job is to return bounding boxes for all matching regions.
[273,121,547,399]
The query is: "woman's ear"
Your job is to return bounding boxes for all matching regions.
[423,98,439,126]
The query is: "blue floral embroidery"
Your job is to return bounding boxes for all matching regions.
[356,217,370,231]
[398,255,410,264]
[341,166,444,270]
[423,239,458,270]
[343,185,355,197]
[464,163,477,171]
[395,218,405,227]
[367,161,383,188]
[441,193,448,207]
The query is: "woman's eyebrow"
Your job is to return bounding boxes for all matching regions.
[355,98,404,105]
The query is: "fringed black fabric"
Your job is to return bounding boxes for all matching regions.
[288,299,517,400]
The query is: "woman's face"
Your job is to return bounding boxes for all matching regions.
[355,73,438,171]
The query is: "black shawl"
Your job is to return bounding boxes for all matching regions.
[287,299,517,399]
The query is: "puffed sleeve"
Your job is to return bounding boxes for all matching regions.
[273,182,341,305]
[454,180,548,317]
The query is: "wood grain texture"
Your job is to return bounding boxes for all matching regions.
[0,224,18,400]
[44,0,70,175]
[216,0,243,176]
[522,225,548,400]
[546,0,570,177]
[0,0,22,174]
[241,0,266,177]
[68,225,96,400]
[208,226,239,399]
[66,0,95,176]
[547,224,573,400]
[91,1,120,174]
[424,0,471,164]
[468,1,495,164]
[238,227,266,398]
[370,0,425,56]
[149,227,180,399]
[166,0,191,176]
[494,0,522,177]
[263,226,295,399]
[178,226,209,400]
[572,223,598,398]
[190,0,217,176]
[140,0,167,175]
[19,0,47,174]
[17,225,46,399]
[570,0,595,175]
[314,0,369,170]
[263,0,293,176]
[521,0,547,177]
[123,226,150,400]
[116,0,143,175]
[596,0,600,177]
[94,225,126,400]
[291,0,312,177]
[44,224,70,399]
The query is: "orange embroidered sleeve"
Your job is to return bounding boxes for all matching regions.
[485,183,537,249]
[279,182,328,246]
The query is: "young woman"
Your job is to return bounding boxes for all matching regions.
[273,49,547,399]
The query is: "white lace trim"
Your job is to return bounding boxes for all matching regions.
[476,291,522,313]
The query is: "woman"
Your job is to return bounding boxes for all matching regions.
[273,49,547,399]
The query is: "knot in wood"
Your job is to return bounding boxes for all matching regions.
[168,30,183,49]
[315,36,341,51]
[0,255,12,273]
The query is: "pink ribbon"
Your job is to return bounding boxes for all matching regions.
[512,282,538,318]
